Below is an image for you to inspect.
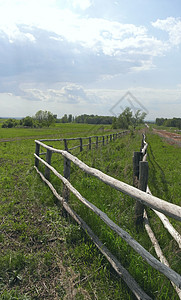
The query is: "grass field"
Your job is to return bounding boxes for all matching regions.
[0,124,180,299]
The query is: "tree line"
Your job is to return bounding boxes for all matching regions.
[156,117,181,129]
[2,110,56,128]
[1,108,147,129]
[57,114,114,124]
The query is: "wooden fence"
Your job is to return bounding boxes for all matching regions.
[34,132,181,299]
[38,131,128,153]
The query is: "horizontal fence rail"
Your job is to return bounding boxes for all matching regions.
[35,140,181,222]
[34,131,181,298]
[38,131,128,153]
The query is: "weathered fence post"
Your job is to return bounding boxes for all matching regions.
[133,151,142,187]
[62,157,71,203]
[106,135,109,144]
[135,161,148,228]
[64,139,68,151]
[102,136,105,146]
[44,147,52,180]
[35,142,40,167]
[89,137,91,150]
[96,136,98,149]
[80,138,83,152]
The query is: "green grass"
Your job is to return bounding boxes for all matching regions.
[0,125,180,299]
[0,123,113,139]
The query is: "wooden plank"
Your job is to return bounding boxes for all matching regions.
[62,157,71,203]
[147,186,181,249]
[35,142,40,167]
[34,141,181,222]
[34,154,181,288]
[34,166,152,300]
[141,143,148,156]
[44,148,52,180]
[135,161,148,228]
[144,209,181,299]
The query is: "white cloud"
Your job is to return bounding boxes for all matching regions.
[71,0,92,10]
[152,17,181,46]
[1,85,181,119]
[20,83,91,104]
[0,0,169,60]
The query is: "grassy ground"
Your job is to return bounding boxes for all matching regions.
[0,125,180,299]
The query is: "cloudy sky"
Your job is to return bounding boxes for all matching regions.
[0,0,181,120]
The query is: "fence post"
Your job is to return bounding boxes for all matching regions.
[133,151,142,187]
[63,158,71,202]
[135,161,148,228]
[35,142,40,167]
[64,139,68,151]
[102,136,105,146]
[106,135,109,144]
[44,147,52,180]
[89,137,91,150]
[96,136,98,149]
[80,138,83,152]
[110,134,112,142]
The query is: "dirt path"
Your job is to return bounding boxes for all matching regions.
[153,128,181,147]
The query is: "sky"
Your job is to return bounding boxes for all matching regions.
[0,0,181,120]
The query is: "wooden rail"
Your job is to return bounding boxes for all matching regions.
[38,131,128,153]
[134,134,181,298]
[34,132,181,298]
[35,141,181,221]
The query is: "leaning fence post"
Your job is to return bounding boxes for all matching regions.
[80,138,83,152]
[44,147,52,180]
[35,142,40,167]
[135,161,149,228]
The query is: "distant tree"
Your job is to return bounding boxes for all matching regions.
[132,110,147,129]
[22,116,34,127]
[113,107,147,129]
[117,107,133,129]
[61,114,68,123]
[2,118,19,128]
[68,114,73,123]
[34,110,55,127]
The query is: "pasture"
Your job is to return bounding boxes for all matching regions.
[0,123,180,299]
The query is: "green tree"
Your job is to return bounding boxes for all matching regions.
[117,107,133,129]
[113,107,147,129]
[132,110,147,129]
[34,110,55,127]
[22,116,34,127]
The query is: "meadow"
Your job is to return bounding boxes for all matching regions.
[0,123,180,299]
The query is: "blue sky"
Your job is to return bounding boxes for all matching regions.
[0,0,181,119]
